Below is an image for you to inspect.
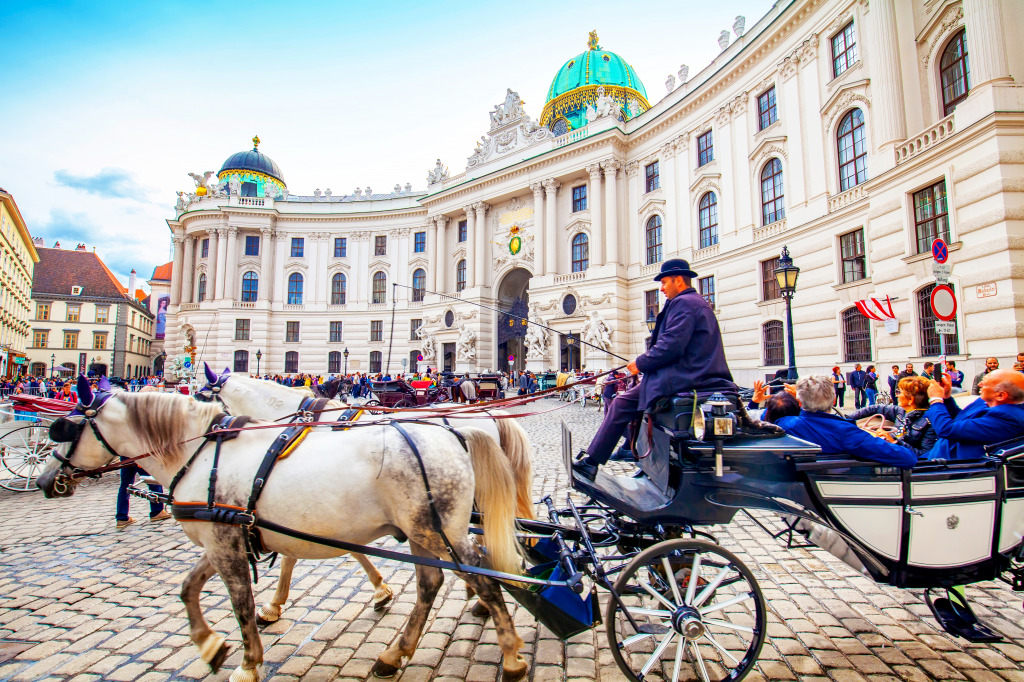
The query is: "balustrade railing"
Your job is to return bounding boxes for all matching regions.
[553,271,586,284]
[827,185,868,213]
[752,218,788,242]
[895,115,955,164]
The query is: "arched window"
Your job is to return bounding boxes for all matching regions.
[328,351,341,374]
[197,274,207,302]
[698,193,719,249]
[412,268,426,301]
[763,320,784,366]
[284,351,298,374]
[571,233,589,272]
[456,260,466,292]
[760,159,785,226]
[369,351,382,374]
[287,273,303,305]
[842,307,871,362]
[940,30,970,116]
[837,109,867,191]
[918,284,960,356]
[241,271,258,302]
[645,215,663,265]
[372,271,386,304]
[331,272,346,305]
[233,350,249,373]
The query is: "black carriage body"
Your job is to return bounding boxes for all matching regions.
[564,407,1024,591]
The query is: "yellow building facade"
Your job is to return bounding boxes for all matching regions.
[0,189,39,378]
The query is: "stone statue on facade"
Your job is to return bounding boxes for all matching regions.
[489,88,528,130]
[228,178,241,196]
[416,325,437,362]
[263,183,279,198]
[678,64,689,84]
[665,74,676,93]
[523,318,549,360]
[189,171,217,195]
[733,15,746,37]
[175,191,187,213]
[426,159,449,186]
[595,87,617,119]
[581,310,612,351]
[456,323,477,362]
[718,30,731,50]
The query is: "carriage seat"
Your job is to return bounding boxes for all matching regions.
[648,391,742,436]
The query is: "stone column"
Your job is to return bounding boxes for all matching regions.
[625,162,640,265]
[272,234,287,303]
[867,0,906,145]
[602,160,620,266]
[426,218,438,291]
[463,206,476,288]
[223,227,238,300]
[474,202,490,288]
[530,183,545,274]
[170,236,184,305]
[543,180,560,275]
[259,228,273,301]
[181,236,195,303]
[435,217,448,293]
[207,229,220,300]
[660,142,679,256]
[586,164,604,266]
[963,0,1011,87]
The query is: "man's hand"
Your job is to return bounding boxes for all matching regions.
[875,429,895,443]
[751,380,768,404]
[927,375,952,400]
[783,383,797,399]
[627,359,639,375]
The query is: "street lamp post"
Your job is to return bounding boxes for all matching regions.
[566,333,575,371]
[773,245,801,381]
[343,347,349,375]
[50,354,55,379]
[255,349,262,376]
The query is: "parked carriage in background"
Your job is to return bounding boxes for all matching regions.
[476,373,503,401]
[0,395,71,491]
[366,379,450,408]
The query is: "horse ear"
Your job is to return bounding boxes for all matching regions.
[97,376,111,392]
[222,367,231,377]
[77,375,92,404]
[204,363,217,383]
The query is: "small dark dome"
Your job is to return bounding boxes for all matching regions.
[218,136,285,183]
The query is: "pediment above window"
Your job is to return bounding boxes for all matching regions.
[689,170,721,194]
[638,194,666,218]
[409,256,429,269]
[821,79,870,132]
[564,218,591,234]
[369,258,390,272]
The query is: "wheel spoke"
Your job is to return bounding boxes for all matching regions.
[685,552,702,605]
[691,640,711,682]
[639,630,676,677]
[699,591,754,617]
[663,556,684,606]
[704,618,754,634]
[621,631,657,647]
[694,565,733,609]
[671,636,686,682]
[639,579,678,610]
[628,607,673,618]
[703,631,740,666]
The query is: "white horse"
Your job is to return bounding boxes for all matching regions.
[38,381,529,682]
[197,367,536,622]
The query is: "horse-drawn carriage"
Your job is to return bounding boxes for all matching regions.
[0,394,70,491]
[365,379,449,408]
[477,373,503,401]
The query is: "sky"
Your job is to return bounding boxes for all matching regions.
[1,0,775,292]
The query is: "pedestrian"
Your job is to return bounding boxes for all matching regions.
[849,363,867,409]
[115,463,170,530]
[921,362,935,381]
[864,364,878,405]
[945,360,963,389]
[831,366,846,407]
[898,363,917,381]
[972,357,999,395]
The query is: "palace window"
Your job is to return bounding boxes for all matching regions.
[233,350,249,373]
[412,268,426,301]
[456,259,466,292]
[334,237,347,258]
[328,351,341,374]
[410,319,422,341]
[645,215,663,265]
[285,321,300,343]
[32,330,47,348]
[941,30,970,116]
[837,109,867,191]
[369,351,382,374]
[96,306,109,324]
[840,229,867,283]
[572,185,587,212]
[763,320,784,366]
[201,238,209,258]
[66,303,80,322]
[761,257,781,301]
[235,319,250,341]
[330,321,343,343]
[757,87,777,130]
[241,271,258,302]
[36,303,49,320]
[372,271,386,304]
[244,235,259,256]
[571,233,589,272]
[285,351,298,374]
[842,307,872,362]
[287,273,303,305]
[331,272,347,305]
[63,331,78,349]
[698,192,719,249]
[913,180,949,255]
[760,159,785,225]
[370,320,383,342]
[458,220,467,243]
[918,283,960,356]
[697,130,714,166]
[290,237,304,258]
[374,235,387,256]
[645,162,660,193]
[698,276,716,308]
[413,231,426,253]
[644,290,659,324]
[831,22,857,78]
[93,332,107,350]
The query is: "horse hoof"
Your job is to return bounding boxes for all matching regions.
[229,665,261,682]
[373,593,393,612]
[256,603,280,626]
[373,584,394,612]
[471,600,491,618]
[198,632,230,672]
[501,663,529,682]
[370,659,400,678]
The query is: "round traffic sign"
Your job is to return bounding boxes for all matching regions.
[931,238,949,264]
[930,284,957,321]
[508,355,514,362]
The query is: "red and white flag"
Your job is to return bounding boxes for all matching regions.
[855,296,895,321]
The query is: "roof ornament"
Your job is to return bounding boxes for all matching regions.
[426,159,449,186]
[252,134,261,150]
[587,30,600,51]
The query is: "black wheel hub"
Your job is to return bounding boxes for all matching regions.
[671,605,704,640]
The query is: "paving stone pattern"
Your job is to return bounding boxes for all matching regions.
[0,401,1022,681]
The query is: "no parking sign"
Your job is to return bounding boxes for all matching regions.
[930,284,957,321]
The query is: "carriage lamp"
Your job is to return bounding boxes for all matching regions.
[706,392,736,478]
[343,347,349,375]
[646,312,657,332]
[50,354,55,378]
[256,349,262,376]
[774,246,801,381]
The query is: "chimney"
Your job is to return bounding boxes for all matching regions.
[53,241,61,248]
[32,237,44,246]
[75,243,87,251]
[128,269,137,297]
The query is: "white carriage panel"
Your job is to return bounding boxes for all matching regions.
[816,481,902,500]
[908,502,995,567]
[998,498,1024,554]
[829,505,902,560]
[911,478,995,500]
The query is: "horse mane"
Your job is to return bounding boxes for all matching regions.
[117,392,223,465]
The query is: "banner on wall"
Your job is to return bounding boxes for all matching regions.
[155,295,170,339]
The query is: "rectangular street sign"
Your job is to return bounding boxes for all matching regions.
[933,262,951,282]
[977,282,997,298]
[935,320,956,335]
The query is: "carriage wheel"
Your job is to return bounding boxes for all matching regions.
[364,399,381,406]
[0,424,58,492]
[606,538,766,682]
[395,398,416,409]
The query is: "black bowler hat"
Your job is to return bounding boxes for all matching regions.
[653,258,698,281]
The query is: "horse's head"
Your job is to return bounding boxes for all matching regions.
[194,363,232,403]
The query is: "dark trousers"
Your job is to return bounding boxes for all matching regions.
[116,464,164,521]
[834,388,845,407]
[587,382,643,465]
[854,387,866,408]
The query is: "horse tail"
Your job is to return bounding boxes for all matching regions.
[462,427,522,577]
[493,416,536,520]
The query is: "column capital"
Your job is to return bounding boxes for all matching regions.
[435,215,448,228]
[462,204,476,216]
[626,161,641,177]
[529,181,544,195]
[226,226,238,236]
[586,163,602,177]
[183,234,195,244]
[473,201,490,214]
[601,159,621,175]
[172,236,184,247]
[543,179,560,193]
[260,227,273,237]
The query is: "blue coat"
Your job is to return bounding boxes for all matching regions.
[777,410,916,469]
[849,370,866,389]
[635,287,735,411]
[924,398,1024,460]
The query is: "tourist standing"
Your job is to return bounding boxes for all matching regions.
[831,367,846,407]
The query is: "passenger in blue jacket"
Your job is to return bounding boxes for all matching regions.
[776,375,916,469]
[923,369,1024,460]
[574,259,735,479]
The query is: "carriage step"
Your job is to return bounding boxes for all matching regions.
[925,589,1003,643]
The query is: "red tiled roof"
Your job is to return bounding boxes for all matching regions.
[151,262,172,281]
[32,248,128,299]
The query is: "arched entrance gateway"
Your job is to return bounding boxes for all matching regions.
[495,267,531,374]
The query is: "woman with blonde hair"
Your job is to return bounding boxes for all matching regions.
[846,375,936,457]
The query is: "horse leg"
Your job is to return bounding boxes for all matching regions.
[256,555,296,625]
[352,552,393,611]
[206,533,264,682]
[181,552,231,673]
[465,583,491,618]
[370,541,443,678]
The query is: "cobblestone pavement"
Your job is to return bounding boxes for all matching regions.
[1,400,1023,682]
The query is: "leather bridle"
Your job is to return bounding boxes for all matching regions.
[47,391,137,493]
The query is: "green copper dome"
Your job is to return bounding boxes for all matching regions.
[541,31,650,134]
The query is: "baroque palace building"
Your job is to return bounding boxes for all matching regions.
[167,0,1024,385]
[0,188,39,378]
